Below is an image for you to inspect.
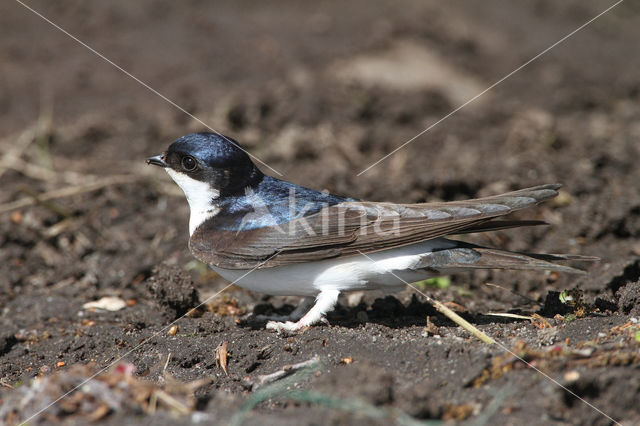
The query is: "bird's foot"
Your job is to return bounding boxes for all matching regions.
[265,320,304,333]
[266,316,329,333]
[265,290,338,333]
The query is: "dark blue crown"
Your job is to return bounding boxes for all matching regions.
[169,132,252,169]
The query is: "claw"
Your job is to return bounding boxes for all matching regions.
[264,290,340,333]
[266,320,303,333]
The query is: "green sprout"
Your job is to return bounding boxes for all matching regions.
[413,277,451,290]
[559,291,573,304]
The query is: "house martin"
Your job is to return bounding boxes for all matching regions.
[147,132,595,332]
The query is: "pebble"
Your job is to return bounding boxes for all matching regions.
[564,370,580,382]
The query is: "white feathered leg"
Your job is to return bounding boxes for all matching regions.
[266,289,340,332]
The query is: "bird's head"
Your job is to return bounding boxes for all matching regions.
[147,132,263,198]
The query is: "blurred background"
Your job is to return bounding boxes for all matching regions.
[1,1,640,424]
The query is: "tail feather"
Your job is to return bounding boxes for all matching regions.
[461,247,589,274]
[417,245,598,275]
[523,252,600,262]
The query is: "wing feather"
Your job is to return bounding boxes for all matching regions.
[189,184,560,269]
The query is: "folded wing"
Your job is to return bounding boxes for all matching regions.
[190,184,562,269]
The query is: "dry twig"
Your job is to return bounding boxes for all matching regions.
[0,125,39,180]
[0,174,139,214]
[248,356,319,390]
[427,297,495,344]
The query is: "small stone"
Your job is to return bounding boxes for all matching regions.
[564,370,580,382]
[10,211,23,224]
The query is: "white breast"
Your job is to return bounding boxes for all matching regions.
[165,169,220,235]
[211,238,457,296]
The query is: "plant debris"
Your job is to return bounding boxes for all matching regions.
[215,341,229,375]
[0,363,210,424]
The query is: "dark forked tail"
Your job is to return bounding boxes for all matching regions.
[417,243,599,275]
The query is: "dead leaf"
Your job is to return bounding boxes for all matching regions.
[425,316,439,335]
[443,301,467,312]
[87,403,110,422]
[530,314,552,329]
[443,403,474,421]
[206,295,246,317]
[83,297,126,312]
[216,341,229,375]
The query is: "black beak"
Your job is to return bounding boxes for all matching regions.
[146,155,167,167]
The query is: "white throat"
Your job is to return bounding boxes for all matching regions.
[166,169,220,235]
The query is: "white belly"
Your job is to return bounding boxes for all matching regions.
[210,238,456,296]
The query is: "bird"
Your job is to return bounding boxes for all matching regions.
[147,132,596,332]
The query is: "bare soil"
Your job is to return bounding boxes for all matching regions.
[2,1,640,424]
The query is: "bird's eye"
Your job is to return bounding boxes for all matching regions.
[181,156,197,171]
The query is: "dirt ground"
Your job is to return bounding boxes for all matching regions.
[1,1,640,424]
